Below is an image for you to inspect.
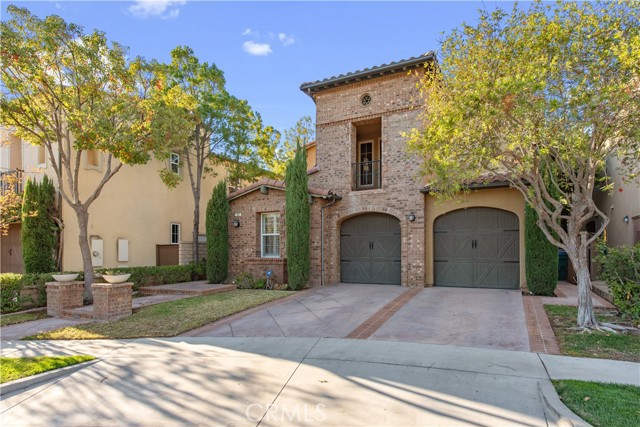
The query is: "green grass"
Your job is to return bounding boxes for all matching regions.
[0,310,48,327]
[1,355,95,383]
[553,380,640,427]
[544,305,640,362]
[24,289,294,340]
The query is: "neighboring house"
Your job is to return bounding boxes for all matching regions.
[0,127,226,273]
[228,53,527,289]
[594,156,640,247]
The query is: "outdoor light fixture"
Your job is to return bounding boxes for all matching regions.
[233,219,241,228]
[623,215,630,224]
[406,212,416,222]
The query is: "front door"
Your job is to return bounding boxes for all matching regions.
[340,213,401,285]
[434,208,519,289]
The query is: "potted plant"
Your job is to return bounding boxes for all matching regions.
[101,269,131,284]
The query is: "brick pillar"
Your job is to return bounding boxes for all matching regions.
[46,282,84,317]
[92,283,132,322]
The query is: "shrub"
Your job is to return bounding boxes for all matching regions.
[96,263,205,291]
[525,203,558,296]
[232,272,268,290]
[21,176,58,273]
[206,180,229,283]
[285,144,310,290]
[0,272,53,313]
[0,264,205,313]
[597,242,640,324]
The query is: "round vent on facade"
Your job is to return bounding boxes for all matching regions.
[360,94,372,106]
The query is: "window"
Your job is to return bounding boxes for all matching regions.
[170,153,180,174]
[36,146,46,167]
[170,223,181,245]
[261,213,280,257]
[85,149,101,170]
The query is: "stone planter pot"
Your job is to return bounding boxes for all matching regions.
[51,273,79,282]
[103,274,131,284]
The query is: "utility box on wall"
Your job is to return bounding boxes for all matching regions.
[117,239,129,262]
[91,238,104,267]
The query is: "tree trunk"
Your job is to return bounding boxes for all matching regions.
[192,199,200,263]
[567,232,598,328]
[75,207,94,302]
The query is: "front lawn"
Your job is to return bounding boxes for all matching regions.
[553,380,640,427]
[25,289,294,340]
[544,305,640,362]
[1,310,48,327]
[1,355,95,383]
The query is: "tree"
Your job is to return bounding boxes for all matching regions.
[406,0,640,329]
[0,171,22,236]
[285,143,310,290]
[206,180,228,283]
[157,46,278,261]
[1,6,172,299]
[219,97,279,191]
[271,116,315,177]
[525,203,558,296]
[21,176,58,273]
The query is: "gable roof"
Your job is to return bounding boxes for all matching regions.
[300,52,435,96]
[227,178,337,202]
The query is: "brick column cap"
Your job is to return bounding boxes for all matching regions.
[92,283,133,290]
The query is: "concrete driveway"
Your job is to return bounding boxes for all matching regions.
[370,287,530,351]
[188,284,529,352]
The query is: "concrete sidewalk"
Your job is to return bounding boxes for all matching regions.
[1,337,638,426]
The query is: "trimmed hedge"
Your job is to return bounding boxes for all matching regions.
[525,203,558,296]
[0,273,53,314]
[0,263,205,314]
[597,242,640,325]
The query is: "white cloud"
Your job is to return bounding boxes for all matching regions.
[128,0,186,20]
[243,41,272,56]
[278,33,295,46]
[242,28,257,36]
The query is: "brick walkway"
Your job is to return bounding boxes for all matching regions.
[346,288,422,339]
[522,295,561,354]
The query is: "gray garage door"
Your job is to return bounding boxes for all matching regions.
[434,208,519,289]
[341,213,401,285]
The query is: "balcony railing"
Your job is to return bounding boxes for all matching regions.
[352,160,381,190]
[0,170,24,194]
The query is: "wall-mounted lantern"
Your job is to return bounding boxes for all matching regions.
[406,212,416,222]
[233,219,241,228]
[623,215,630,224]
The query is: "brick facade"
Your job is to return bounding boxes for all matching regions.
[46,281,84,317]
[228,187,329,287]
[227,69,428,288]
[92,282,132,321]
[308,73,426,287]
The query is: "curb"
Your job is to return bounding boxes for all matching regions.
[0,360,98,396]
[537,380,592,427]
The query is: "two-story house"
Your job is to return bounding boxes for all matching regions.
[0,126,227,273]
[227,53,527,290]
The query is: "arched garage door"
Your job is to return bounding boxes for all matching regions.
[434,208,519,289]
[341,213,401,285]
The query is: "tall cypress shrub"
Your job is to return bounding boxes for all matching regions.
[206,180,229,283]
[21,175,57,273]
[285,145,310,290]
[525,203,558,295]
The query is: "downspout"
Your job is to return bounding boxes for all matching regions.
[320,194,340,287]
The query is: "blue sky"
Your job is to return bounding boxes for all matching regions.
[6,1,517,134]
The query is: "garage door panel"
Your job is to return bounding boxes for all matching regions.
[434,208,520,289]
[340,213,401,285]
[435,261,474,287]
